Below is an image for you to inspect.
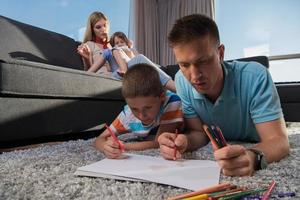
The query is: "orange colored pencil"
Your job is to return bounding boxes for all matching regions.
[167,182,233,200]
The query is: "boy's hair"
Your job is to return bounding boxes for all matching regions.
[122,64,164,98]
[168,14,220,47]
[110,31,131,47]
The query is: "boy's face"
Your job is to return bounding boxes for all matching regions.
[114,36,127,47]
[126,95,164,126]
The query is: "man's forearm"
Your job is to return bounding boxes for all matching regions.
[253,135,290,163]
[125,141,159,151]
[186,130,209,151]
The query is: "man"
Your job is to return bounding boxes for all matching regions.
[158,14,290,176]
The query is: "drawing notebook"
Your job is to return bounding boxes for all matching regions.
[75,153,220,191]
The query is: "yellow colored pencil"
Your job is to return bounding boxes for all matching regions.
[183,194,209,200]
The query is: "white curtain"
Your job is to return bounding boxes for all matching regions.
[129,0,215,66]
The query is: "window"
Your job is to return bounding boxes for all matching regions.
[0,0,130,42]
[215,0,300,83]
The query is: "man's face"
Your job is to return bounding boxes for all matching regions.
[126,95,164,126]
[173,36,224,96]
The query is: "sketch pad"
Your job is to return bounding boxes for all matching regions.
[75,153,220,191]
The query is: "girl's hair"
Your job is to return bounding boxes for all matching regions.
[122,63,164,99]
[83,11,110,43]
[109,31,131,47]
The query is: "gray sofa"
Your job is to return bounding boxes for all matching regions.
[0,15,126,147]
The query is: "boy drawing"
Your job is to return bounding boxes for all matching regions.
[94,63,183,158]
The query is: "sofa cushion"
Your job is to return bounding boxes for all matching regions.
[0,15,83,70]
[0,97,125,142]
[0,59,122,100]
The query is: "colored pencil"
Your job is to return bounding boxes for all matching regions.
[210,187,243,198]
[262,180,276,200]
[203,124,227,149]
[215,126,227,147]
[105,124,125,152]
[173,129,178,160]
[219,188,267,200]
[167,182,233,200]
[183,193,209,200]
[203,124,220,148]
[211,125,222,144]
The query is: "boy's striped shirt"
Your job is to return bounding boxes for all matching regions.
[110,91,183,138]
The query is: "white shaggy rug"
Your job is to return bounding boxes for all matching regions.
[0,128,299,200]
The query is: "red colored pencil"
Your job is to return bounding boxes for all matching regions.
[105,124,125,152]
[173,129,178,160]
[262,180,276,200]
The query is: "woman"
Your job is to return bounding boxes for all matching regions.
[77,11,176,92]
[77,11,111,71]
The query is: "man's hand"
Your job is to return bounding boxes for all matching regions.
[213,145,256,176]
[158,132,188,160]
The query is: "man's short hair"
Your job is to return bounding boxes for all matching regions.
[168,14,220,47]
[122,63,164,98]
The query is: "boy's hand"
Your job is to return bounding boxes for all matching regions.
[95,130,124,159]
[102,136,124,159]
[213,144,255,176]
[158,132,188,160]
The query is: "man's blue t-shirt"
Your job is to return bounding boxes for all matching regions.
[175,60,283,142]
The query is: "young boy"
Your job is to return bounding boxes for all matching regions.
[94,63,183,159]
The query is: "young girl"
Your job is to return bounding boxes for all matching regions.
[87,31,176,92]
[106,31,138,76]
[110,31,138,62]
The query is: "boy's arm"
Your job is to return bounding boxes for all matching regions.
[93,129,109,152]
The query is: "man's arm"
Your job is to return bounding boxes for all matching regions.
[252,117,290,163]
[184,117,209,151]
[214,117,290,176]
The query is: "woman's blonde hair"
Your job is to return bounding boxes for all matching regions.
[83,11,110,43]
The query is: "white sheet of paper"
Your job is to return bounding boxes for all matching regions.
[75,153,220,191]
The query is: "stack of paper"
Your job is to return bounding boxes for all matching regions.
[75,153,220,191]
